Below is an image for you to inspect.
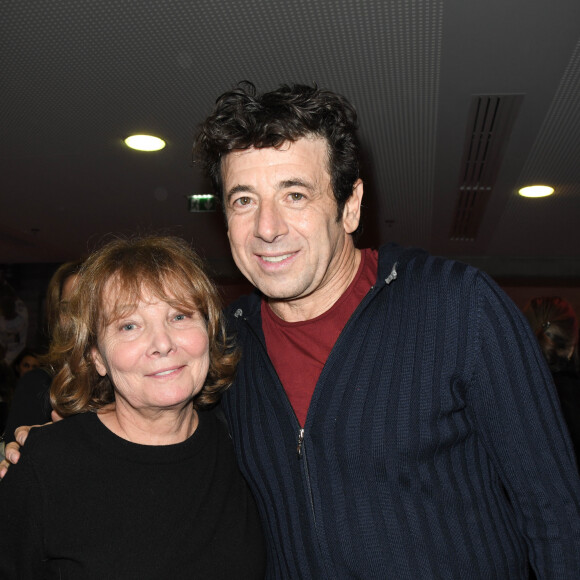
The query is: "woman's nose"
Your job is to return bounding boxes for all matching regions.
[147,326,175,356]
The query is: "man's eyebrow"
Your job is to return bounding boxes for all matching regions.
[226,179,314,201]
[279,179,314,191]
[225,184,255,202]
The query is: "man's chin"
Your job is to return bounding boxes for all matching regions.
[256,281,303,302]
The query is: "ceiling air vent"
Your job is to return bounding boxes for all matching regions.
[449,94,523,241]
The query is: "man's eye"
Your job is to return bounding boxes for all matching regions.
[289,192,304,201]
[234,196,252,206]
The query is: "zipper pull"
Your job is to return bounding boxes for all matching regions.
[296,428,305,458]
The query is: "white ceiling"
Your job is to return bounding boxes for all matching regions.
[2,0,580,281]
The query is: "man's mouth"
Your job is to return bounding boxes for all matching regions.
[260,253,294,263]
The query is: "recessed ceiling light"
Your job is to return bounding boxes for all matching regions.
[518,185,554,198]
[124,134,166,151]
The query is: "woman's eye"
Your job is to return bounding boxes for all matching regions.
[121,323,136,331]
[174,313,188,321]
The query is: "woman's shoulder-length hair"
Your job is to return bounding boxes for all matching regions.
[49,235,239,417]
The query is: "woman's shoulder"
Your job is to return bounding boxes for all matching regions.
[26,413,93,453]
[6,414,98,491]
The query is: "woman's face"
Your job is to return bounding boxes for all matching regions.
[18,354,39,376]
[91,286,210,412]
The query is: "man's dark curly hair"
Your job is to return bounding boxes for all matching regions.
[193,82,361,225]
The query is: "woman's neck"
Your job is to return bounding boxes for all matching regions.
[97,401,198,445]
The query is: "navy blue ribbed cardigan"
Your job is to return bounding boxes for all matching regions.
[223,243,580,579]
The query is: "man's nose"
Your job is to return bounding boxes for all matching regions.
[254,199,288,242]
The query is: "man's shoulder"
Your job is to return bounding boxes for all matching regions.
[376,243,477,281]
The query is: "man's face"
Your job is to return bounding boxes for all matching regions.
[222,136,362,314]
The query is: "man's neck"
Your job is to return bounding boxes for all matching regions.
[267,247,362,322]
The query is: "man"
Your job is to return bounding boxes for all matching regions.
[4,83,580,578]
[194,83,580,578]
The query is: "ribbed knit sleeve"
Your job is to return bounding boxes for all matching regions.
[466,271,580,577]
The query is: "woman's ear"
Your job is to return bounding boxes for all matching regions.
[91,347,107,377]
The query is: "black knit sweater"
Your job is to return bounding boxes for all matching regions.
[0,407,266,579]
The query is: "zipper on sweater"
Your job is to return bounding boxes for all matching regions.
[296,428,305,458]
[296,427,317,529]
[237,313,320,541]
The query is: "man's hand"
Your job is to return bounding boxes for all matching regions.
[51,410,63,423]
[0,412,63,478]
[0,424,44,479]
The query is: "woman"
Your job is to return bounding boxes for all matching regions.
[2,259,83,442]
[0,236,265,579]
[11,348,41,378]
[523,296,580,466]
[1,348,41,435]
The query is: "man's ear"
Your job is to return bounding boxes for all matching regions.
[91,347,107,377]
[342,178,364,235]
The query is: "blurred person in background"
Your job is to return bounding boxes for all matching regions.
[2,260,82,442]
[0,275,28,366]
[0,342,17,446]
[524,296,580,465]
[11,348,41,378]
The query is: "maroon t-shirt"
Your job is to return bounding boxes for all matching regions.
[261,249,378,426]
